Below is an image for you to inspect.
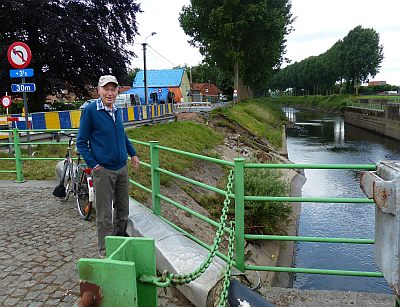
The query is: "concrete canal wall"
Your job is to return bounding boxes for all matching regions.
[344,103,400,141]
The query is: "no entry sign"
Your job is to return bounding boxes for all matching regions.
[1,96,12,108]
[7,42,32,69]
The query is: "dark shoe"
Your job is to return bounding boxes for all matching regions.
[53,184,66,198]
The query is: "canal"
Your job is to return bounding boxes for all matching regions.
[284,107,399,294]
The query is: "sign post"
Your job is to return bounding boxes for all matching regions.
[1,94,13,155]
[7,42,34,155]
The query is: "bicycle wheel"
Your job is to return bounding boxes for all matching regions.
[75,169,93,220]
[60,161,73,201]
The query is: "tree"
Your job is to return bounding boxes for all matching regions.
[179,0,293,98]
[266,26,384,95]
[186,63,233,93]
[341,26,384,94]
[0,0,141,111]
[126,68,141,85]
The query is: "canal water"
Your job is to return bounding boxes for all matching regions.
[284,107,400,294]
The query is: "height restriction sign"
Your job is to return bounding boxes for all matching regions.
[7,42,32,69]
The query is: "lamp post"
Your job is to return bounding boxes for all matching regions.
[142,32,157,105]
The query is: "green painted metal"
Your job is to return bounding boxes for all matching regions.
[244,196,375,203]
[157,144,235,167]
[21,157,78,161]
[244,234,374,244]
[17,141,69,145]
[139,161,151,168]
[158,193,229,231]
[129,179,152,194]
[245,264,384,277]
[78,236,157,307]
[157,166,227,195]
[149,141,161,216]
[1,128,388,283]
[13,128,24,182]
[130,139,150,146]
[234,158,245,272]
[245,163,377,170]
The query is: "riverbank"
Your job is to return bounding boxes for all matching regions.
[344,104,400,141]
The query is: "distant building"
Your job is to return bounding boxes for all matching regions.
[368,81,387,87]
[123,68,190,104]
[189,82,222,103]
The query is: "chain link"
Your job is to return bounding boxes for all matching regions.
[140,169,235,290]
[218,221,235,306]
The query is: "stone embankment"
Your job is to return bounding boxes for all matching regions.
[345,103,400,140]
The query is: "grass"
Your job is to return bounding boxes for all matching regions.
[212,98,287,149]
[125,121,223,202]
[264,94,400,112]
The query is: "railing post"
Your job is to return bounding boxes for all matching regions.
[149,141,161,216]
[13,128,24,183]
[234,157,245,272]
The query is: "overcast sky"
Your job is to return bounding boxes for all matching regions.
[129,0,400,86]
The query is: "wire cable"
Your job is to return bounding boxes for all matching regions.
[147,44,177,67]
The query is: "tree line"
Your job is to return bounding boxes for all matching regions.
[266,26,384,95]
[0,0,388,114]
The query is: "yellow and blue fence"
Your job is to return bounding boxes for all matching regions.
[5,103,173,130]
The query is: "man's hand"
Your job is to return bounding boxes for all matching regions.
[131,155,140,169]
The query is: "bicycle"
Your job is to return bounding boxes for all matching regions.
[52,132,94,220]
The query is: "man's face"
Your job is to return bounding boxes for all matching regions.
[98,83,118,107]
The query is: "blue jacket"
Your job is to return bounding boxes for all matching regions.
[76,100,137,170]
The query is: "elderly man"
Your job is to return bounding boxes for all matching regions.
[77,75,140,258]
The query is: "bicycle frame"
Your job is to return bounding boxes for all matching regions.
[58,132,94,219]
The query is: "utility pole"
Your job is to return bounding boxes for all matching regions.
[143,32,157,105]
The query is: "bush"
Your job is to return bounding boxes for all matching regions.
[244,167,291,235]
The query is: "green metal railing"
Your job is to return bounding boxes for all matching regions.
[0,128,383,279]
[129,139,382,278]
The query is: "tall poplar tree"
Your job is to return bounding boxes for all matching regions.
[179,0,293,96]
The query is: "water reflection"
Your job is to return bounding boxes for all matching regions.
[284,107,399,293]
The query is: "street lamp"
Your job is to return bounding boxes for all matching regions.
[142,32,157,105]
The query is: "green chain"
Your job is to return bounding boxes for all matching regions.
[140,169,235,288]
[218,221,235,306]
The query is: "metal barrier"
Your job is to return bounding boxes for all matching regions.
[78,236,157,306]
[129,141,382,278]
[1,128,394,304]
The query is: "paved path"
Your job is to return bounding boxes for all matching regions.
[0,180,98,306]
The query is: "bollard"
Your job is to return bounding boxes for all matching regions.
[360,161,400,299]
[78,237,157,307]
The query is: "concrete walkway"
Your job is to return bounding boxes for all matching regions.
[0,180,396,306]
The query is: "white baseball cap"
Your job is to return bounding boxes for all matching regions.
[98,75,119,87]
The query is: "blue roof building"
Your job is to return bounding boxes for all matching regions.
[122,69,190,104]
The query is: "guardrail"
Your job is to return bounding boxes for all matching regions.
[0,128,383,280]
[129,139,381,278]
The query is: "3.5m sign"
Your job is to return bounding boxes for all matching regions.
[11,83,36,93]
